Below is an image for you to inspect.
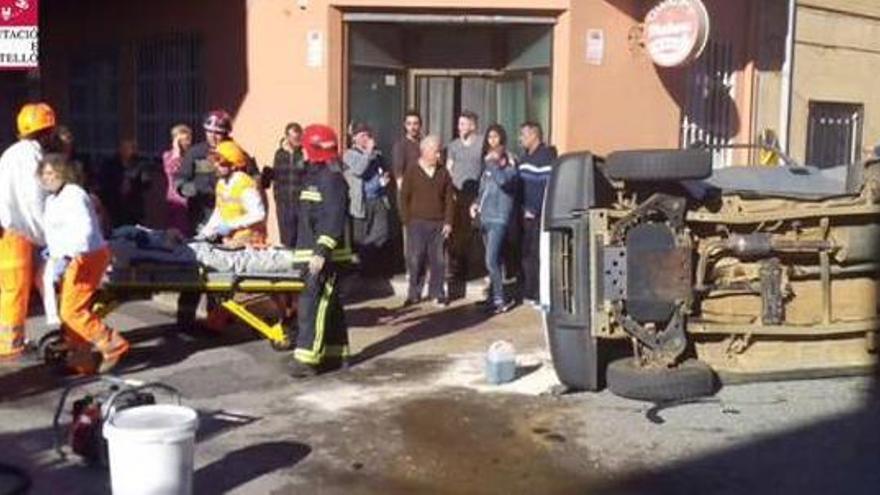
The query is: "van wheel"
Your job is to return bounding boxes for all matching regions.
[606,358,717,402]
[605,149,712,181]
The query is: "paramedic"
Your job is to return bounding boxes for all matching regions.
[39,153,130,374]
[0,102,56,360]
[198,140,267,248]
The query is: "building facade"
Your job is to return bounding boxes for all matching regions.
[10,0,878,235]
[1,1,776,159]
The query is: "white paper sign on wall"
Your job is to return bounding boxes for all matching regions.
[306,30,324,68]
[585,29,605,66]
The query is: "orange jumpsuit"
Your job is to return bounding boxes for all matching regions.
[0,139,46,358]
[44,183,128,372]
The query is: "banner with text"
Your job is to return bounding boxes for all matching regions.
[0,0,38,70]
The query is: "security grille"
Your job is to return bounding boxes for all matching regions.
[68,49,119,162]
[806,101,863,168]
[0,73,31,149]
[136,34,204,158]
[681,40,736,168]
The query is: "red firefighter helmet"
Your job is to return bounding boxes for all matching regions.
[302,124,339,164]
[203,110,232,135]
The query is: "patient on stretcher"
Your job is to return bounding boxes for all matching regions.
[106,140,295,276]
[107,225,298,275]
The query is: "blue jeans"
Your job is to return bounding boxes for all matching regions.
[481,222,508,304]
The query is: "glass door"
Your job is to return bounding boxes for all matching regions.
[415,75,456,144]
[410,69,549,147]
[348,67,406,157]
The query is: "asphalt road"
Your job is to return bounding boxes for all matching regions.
[1,286,878,494]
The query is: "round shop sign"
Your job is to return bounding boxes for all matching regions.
[644,0,710,68]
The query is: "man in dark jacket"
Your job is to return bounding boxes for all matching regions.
[263,122,305,247]
[288,124,352,378]
[98,138,153,228]
[517,122,557,305]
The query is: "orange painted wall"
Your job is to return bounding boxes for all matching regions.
[37,0,760,241]
[560,0,684,154]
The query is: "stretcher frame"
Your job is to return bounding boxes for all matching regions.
[95,265,305,350]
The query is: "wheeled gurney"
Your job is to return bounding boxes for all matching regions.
[94,261,306,350]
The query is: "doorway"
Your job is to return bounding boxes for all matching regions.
[409,69,548,145]
[346,17,553,157]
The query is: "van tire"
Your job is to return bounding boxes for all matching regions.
[607,357,717,402]
[605,150,712,181]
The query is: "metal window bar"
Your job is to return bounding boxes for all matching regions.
[0,74,30,149]
[681,40,736,168]
[68,50,119,162]
[806,102,863,168]
[135,34,204,159]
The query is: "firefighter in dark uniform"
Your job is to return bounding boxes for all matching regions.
[288,124,353,377]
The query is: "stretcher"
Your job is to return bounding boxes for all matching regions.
[94,262,306,350]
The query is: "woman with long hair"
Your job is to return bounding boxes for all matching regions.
[471,124,518,314]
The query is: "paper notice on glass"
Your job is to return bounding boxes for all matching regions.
[585,29,604,66]
[306,30,323,68]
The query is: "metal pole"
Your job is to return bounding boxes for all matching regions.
[779,0,797,153]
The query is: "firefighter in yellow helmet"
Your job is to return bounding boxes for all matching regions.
[0,102,57,361]
[197,140,267,248]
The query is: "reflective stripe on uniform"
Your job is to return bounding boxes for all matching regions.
[293,248,354,264]
[300,190,323,202]
[294,274,337,364]
[317,235,337,250]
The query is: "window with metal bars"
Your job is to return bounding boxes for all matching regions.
[0,73,32,149]
[136,34,204,159]
[68,49,119,162]
[681,40,736,168]
[806,101,863,168]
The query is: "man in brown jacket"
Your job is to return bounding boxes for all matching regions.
[399,135,454,307]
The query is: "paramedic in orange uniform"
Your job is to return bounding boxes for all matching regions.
[40,153,130,374]
[0,103,57,360]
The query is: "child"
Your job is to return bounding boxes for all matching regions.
[39,153,129,374]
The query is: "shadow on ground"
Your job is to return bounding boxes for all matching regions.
[0,322,262,404]
[347,303,491,367]
[598,367,880,495]
[194,441,311,493]
[0,408,262,495]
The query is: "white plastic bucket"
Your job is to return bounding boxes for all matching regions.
[103,405,199,495]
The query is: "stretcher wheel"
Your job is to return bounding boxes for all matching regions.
[270,338,294,352]
[269,320,297,352]
[38,329,68,366]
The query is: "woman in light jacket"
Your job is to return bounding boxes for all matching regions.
[470,124,518,314]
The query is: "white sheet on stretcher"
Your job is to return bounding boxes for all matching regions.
[109,239,298,274]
